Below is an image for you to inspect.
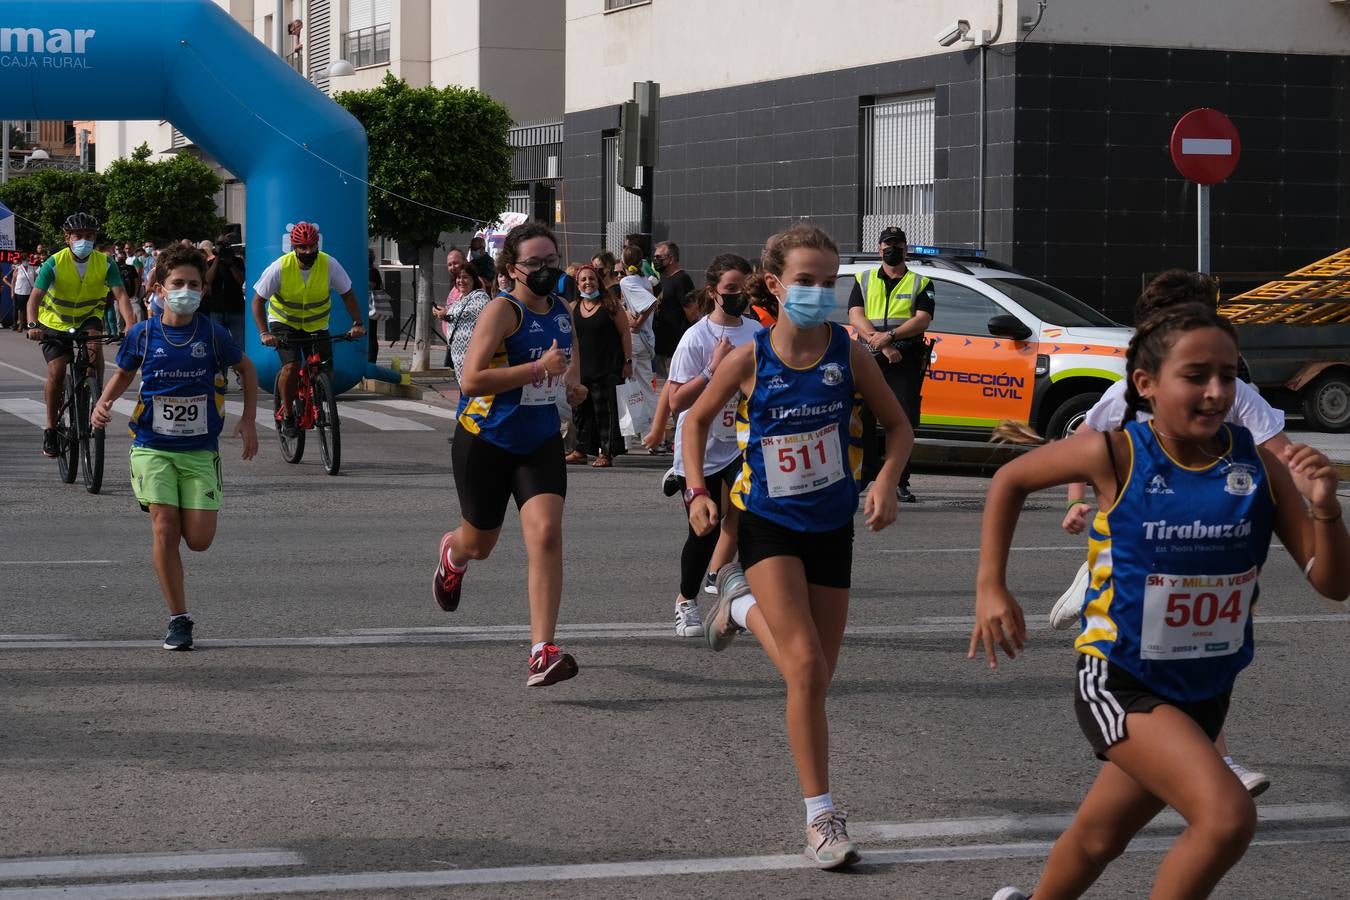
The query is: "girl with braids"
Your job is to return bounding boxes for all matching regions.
[975,304,1348,900]
[1043,270,1292,797]
[684,224,912,868]
[665,252,762,637]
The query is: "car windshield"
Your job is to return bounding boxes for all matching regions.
[983,277,1120,327]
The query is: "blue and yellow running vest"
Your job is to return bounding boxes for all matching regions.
[1076,421,1275,702]
[457,294,574,453]
[731,323,864,532]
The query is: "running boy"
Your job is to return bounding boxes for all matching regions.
[683,224,913,867]
[92,246,259,651]
[973,304,1348,900]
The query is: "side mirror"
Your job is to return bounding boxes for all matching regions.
[988,314,1032,342]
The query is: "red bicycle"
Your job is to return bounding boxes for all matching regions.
[271,333,358,476]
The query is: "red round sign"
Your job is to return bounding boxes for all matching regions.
[1170,108,1241,185]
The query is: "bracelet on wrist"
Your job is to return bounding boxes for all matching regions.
[530,360,543,386]
[1066,499,1090,510]
[1310,506,1343,524]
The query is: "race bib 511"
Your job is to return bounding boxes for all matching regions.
[761,422,844,499]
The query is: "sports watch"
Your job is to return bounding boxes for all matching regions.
[682,486,710,509]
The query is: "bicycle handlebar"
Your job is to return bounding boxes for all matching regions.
[268,333,362,349]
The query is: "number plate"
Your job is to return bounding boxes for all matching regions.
[1139,567,1256,661]
[520,375,563,407]
[710,397,739,443]
[152,394,208,436]
[760,422,845,499]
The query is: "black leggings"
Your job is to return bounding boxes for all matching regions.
[861,351,924,489]
[574,377,619,457]
[679,458,742,600]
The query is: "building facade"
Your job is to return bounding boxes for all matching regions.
[562,0,1350,318]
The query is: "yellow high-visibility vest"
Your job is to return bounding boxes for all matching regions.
[38,248,110,330]
[857,267,930,329]
[268,251,332,331]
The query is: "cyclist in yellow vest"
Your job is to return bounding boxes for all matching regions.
[846,226,935,503]
[25,213,135,459]
[249,221,365,438]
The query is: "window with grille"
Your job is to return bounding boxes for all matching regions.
[604,0,650,10]
[860,93,934,247]
[601,132,641,252]
[343,0,390,67]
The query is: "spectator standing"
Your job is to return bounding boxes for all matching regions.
[846,226,934,504]
[9,253,38,331]
[567,265,631,467]
[618,243,660,449]
[204,234,247,347]
[652,241,696,377]
[367,249,393,363]
[439,247,467,366]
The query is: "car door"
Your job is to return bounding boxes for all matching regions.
[922,279,1038,433]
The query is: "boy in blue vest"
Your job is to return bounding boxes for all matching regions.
[93,246,259,650]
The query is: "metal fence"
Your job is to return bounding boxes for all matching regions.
[860,93,935,247]
[601,133,641,251]
[508,121,563,183]
[604,0,649,10]
[342,23,390,69]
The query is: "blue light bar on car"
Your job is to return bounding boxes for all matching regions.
[909,244,985,257]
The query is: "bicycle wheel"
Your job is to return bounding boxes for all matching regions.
[57,371,79,484]
[273,381,305,463]
[313,371,341,475]
[79,370,105,493]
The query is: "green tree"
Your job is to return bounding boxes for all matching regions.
[103,144,225,245]
[0,169,107,249]
[336,73,513,369]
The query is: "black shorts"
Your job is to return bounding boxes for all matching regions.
[737,509,854,589]
[451,428,566,531]
[1074,654,1231,760]
[40,318,104,364]
[269,323,331,368]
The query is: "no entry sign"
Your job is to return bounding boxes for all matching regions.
[1170,108,1241,185]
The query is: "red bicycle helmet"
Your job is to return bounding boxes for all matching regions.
[289,221,320,247]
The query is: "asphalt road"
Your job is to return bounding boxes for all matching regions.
[2,331,1348,900]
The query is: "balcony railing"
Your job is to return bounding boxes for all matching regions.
[285,48,304,74]
[342,23,390,69]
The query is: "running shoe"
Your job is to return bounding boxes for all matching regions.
[661,467,683,497]
[1228,760,1271,797]
[163,616,194,651]
[674,598,703,637]
[433,531,465,612]
[705,564,749,651]
[991,889,1030,900]
[1050,561,1092,630]
[527,643,578,686]
[897,486,918,504]
[42,428,59,458]
[804,810,859,869]
[702,571,718,596]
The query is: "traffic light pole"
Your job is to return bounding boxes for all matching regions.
[640,165,653,237]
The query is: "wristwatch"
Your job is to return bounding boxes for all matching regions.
[26,321,38,330]
[682,486,710,509]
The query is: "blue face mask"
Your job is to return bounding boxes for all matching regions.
[580,289,600,300]
[71,239,95,258]
[781,284,836,328]
[165,288,202,315]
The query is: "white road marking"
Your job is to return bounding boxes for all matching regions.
[0,398,49,427]
[0,848,304,881]
[0,360,45,382]
[332,403,434,431]
[853,802,1350,841]
[222,399,274,428]
[360,398,456,420]
[0,614,1341,651]
[878,545,1082,554]
[0,561,115,566]
[4,828,1345,898]
[0,634,76,640]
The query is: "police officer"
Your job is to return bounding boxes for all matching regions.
[846,226,933,503]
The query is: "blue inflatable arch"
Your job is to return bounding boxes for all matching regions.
[0,0,370,392]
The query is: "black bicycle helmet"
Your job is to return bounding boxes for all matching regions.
[62,212,100,232]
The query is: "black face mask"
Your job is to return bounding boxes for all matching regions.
[718,292,749,317]
[882,246,904,266]
[523,265,558,297]
[652,259,667,273]
[296,252,319,268]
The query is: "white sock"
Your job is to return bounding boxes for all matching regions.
[730,593,757,629]
[169,612,190,622]
[445,536,467,572]
[805,792,834,824]
[1223,755,1235,766]
[677,595,696,607]
[531,641,548,655]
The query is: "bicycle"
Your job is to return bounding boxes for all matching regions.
[270,333,359,476]
[52,329,122,493]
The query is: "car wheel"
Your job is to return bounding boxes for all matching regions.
[1045,392,1102,441]
[1301,371,1350,433]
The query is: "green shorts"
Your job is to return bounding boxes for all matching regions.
[130,447,223,511]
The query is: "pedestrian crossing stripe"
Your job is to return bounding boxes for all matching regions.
[0,397,449,433]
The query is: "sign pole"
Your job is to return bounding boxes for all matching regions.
[1197,183,1210,273]
[2,121,9,185]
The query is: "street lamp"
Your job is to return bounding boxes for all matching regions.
[327,59,356,79]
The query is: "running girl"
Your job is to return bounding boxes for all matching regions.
[683,223,913,867]
[973,304,1348,900]
[434,223,588,687]
[667,253,761,637]
[92,246,259,650]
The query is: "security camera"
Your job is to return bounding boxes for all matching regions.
[935,19,971,47]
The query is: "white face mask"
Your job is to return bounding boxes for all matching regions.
[165,288,202,315]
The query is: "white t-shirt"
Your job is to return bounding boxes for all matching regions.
[1083,378,1285,444]
[12,263,35,295]
[253,255,354,323]
[619,274,657,356]
[669,315,763,476]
